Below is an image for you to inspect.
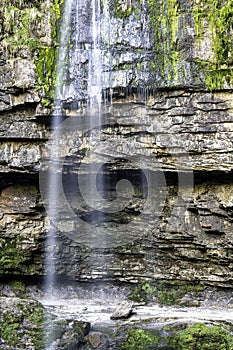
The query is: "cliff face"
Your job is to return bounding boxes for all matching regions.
[0,0,232,285]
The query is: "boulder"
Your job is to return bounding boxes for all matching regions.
[110,301,134,320]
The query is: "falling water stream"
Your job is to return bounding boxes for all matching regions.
[43,0,74,293]
[88,0,102,106]
[41,0,116,349]
[42,0,107,346]
[44,0,106,289]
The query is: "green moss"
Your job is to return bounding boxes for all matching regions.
[121,328,159,350]
[0,239,30,272]
[193,0,233,90]
[129,280,204,306]
[1,0,64,106]
[148,0,181,86]
[155,281,204,306]
[0,238,39,275]
[2,6,42,53]
[52,0,64,22]
[114,0,133,18]
[113,0,144,18]
[170,323,233,350]
[34,0,65,105]
[0,300,46,348]
[148,0,233,90]
[1,313,21,346]
[35,46,58,104]
[11,280,26,294]
[0,299,87,349]
[128,282,155,303]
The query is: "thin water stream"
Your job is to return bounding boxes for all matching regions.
[44,0,106,290]
[43,0,74,291]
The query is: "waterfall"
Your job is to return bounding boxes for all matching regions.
[38,1,196,347]
[40,0,154,290]
[43,0,107,286]
[41,0,188,287]
[43,0,74,293]
[39,0,168,346]
[41,0,107,346]
[88,0,102,107]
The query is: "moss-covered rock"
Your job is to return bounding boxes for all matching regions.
[148,0,181,86]
[169,322,233,350]
[128,280,204,306]
[147,0,233,90]
[120,328,160,350]
[0,239,33,274]
[0,297,46,348]
[0,297,90,349]
[193,0,233,90]
[113,0,143,18]
[0,0,64,105]
[118,322,233,350]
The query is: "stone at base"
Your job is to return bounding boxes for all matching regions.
[110,301,133,320]
[87,331,108,349]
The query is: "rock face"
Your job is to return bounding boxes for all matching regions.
[0,0,232,287]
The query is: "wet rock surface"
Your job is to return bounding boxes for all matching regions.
[87,332,108,349]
